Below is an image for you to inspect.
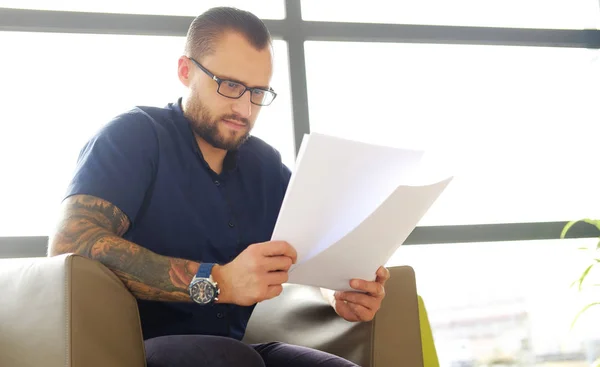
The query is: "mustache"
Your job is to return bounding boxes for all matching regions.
[221,114,249,126]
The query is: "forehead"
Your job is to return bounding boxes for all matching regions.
[201,31,273,88]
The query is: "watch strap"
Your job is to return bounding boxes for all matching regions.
[196,263,215,280]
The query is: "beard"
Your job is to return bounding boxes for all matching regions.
[184,97,251,151]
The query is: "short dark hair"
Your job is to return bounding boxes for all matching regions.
[184,7,272,60]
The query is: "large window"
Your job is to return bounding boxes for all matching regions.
[387,238,600,366]
[1,2,599,366]
[305,41,600,226]
[0,32,294,236]
[0,0,285,18]
[301,0,600,29]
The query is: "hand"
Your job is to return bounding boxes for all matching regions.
[213,241,297,306]
[332,266,390,322]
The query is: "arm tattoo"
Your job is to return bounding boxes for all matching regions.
[49,194,199,302]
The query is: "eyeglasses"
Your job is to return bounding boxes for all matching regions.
[188,57,277,106]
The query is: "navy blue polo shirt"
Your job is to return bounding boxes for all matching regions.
[65,98,291,341]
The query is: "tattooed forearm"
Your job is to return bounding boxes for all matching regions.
[90,236,199,302]
[49,194,199,302]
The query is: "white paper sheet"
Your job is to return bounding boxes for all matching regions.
[270,132,453,291]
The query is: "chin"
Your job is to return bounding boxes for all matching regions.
[213,134,248,151]
[220,128,249,144]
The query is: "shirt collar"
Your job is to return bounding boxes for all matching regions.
[169,98,239,174]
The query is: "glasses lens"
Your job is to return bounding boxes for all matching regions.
[218,81,245,98]
[251,89,276,106]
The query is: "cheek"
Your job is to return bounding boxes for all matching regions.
[192,79,221,104]
[192,87,225,118]
[194,82,216,103]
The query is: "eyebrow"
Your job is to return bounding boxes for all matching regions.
[216,74,270,91]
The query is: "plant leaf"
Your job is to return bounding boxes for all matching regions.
[573,264,595,290]
[561,220,581,239]
[571,302,600,329]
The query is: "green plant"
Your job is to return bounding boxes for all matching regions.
[561,219,600,329]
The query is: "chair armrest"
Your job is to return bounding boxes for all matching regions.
[0,254,146,367]
[373,266,424,367]
[243,265,424,367]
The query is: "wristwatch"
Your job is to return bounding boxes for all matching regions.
[188,263,220,305]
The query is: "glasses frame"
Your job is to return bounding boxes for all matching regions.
[188,57,277,106]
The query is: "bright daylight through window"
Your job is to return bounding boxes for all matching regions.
[388,238,600,366]
[302,0,600,29]
[305,41,600,226]
[0,0,285,18]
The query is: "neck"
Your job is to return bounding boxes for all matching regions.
[195,135,227,175]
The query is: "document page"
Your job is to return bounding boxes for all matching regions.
[271,133,453,291]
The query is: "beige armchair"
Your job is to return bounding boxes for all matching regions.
[0,253,425,367]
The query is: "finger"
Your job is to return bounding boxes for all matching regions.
[375,266,391,284]
[266,270,289,285]
[264,255,293,272]
[261,241,297,264]
[350,279,385,297]
[335,301,360,322]
[265,284,284,300]
[347,302,374,322]
[337,291,378,311]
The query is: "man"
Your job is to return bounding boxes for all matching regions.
[49,7,389,367]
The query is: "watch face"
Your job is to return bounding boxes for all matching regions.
[190,279,216,305]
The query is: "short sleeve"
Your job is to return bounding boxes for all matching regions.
[64,109,158,224]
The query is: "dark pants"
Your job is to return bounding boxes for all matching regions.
[145,335,359,367]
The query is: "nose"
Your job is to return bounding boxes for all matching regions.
[231,90,252,119]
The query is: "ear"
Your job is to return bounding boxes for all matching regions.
[177,56,191,87]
